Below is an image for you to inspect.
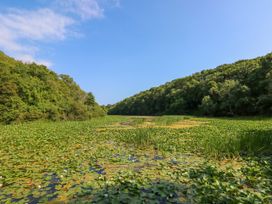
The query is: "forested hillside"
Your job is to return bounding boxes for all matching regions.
[0,51,105,124]
[109,53,272,116]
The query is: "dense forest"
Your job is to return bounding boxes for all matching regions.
[109,53,272,116]
[0,51,105,124]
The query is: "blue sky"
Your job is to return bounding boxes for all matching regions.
[0,0,272,104]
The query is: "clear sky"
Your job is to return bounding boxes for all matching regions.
[0,0,272,105]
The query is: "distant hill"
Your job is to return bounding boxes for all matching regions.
[0,51,105,124]
[109,53,272,116]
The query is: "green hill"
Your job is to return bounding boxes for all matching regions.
[0,51,105,124]
[109,53,272,116]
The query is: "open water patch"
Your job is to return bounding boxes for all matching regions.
[89,164,106,175]
[128,155,140,163]
[153,155,164,161]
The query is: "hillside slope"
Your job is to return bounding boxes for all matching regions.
[109,53,272,116]
[0,51,105,124]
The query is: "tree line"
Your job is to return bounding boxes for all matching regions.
[109,53,272,116]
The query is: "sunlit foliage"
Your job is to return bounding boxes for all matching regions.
[0,51,105,124]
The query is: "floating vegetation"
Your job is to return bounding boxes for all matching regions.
[0,116,272,203]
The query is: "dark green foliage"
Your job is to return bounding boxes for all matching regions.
[109,53,272,116]
[0,51,105,124]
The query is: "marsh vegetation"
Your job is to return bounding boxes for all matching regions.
[0,116,271,203]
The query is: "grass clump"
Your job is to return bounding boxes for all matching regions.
[239,129,272,156]
[194,118,272,158]
[116,128,157,148]
[153,116,185,126]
